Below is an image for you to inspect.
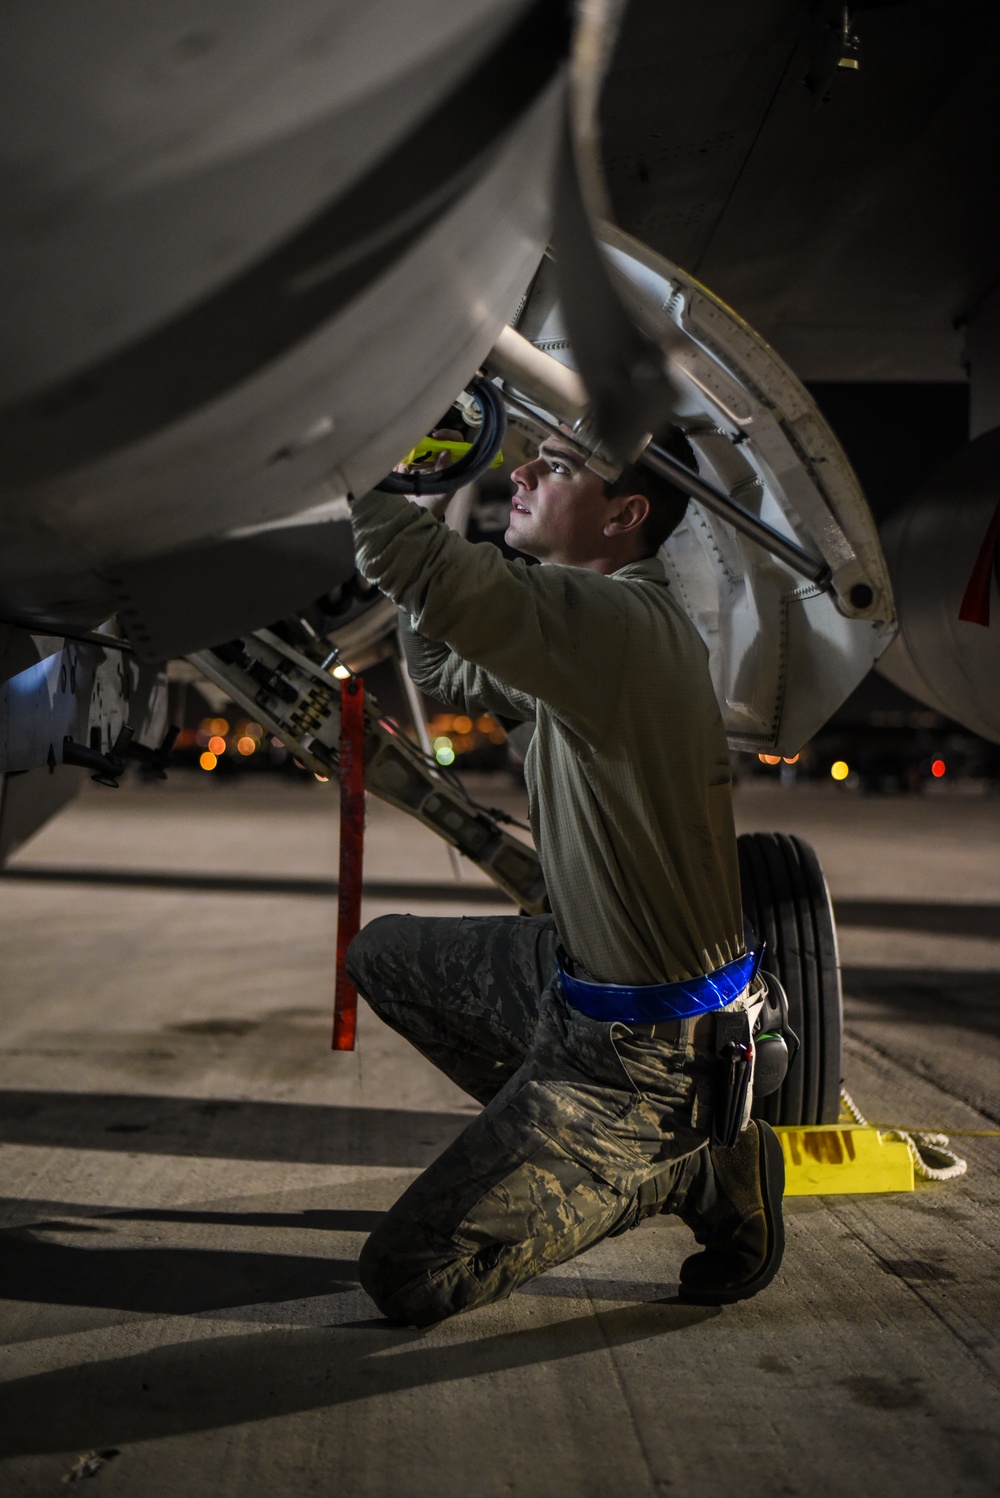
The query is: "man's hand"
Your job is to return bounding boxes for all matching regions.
[393,427,464,517]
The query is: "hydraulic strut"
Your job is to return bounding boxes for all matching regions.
[187,630,546,915]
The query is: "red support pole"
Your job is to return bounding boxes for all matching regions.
[333,675,365,1050]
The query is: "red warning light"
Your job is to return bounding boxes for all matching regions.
[931,759,946,778]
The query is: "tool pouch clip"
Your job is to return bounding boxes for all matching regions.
[711,1010,755,1149]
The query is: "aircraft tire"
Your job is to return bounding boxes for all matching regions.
[737,831,843,1127]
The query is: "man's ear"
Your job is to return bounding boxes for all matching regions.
[603,492,650,538]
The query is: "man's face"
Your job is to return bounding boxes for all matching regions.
[506,439,616,565]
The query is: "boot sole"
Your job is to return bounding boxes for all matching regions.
[678,1121,786,1306]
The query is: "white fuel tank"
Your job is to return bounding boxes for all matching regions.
[0,0,568,652]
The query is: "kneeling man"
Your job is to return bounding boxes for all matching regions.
[346,431,784,1326]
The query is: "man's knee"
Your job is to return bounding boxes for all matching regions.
[345,914,401,1001]
[358,1217,477,1328]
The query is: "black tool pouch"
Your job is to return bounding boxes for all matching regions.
[711,1010,754,1149]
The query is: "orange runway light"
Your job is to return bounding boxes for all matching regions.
[208,735,226,755]
[199,751,217,772]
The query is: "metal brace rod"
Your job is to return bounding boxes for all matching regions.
[641,442,831,587]
[390,623,464,885]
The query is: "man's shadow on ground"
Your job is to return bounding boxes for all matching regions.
[0,1222,717,1458]
[0,1227,361,1316]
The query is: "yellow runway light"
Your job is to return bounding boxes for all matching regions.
[776,1124,914,1195]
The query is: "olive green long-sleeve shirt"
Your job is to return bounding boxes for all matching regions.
[351,490,743,985]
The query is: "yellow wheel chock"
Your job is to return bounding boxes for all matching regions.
[776,1124,915,1196]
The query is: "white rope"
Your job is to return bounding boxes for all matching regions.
[839,1088,968,1183]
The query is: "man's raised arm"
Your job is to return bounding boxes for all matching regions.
[350,490,622,743]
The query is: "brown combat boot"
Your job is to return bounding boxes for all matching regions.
[676,1119,785,1305]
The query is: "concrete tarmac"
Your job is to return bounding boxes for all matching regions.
[1,770,999,1497]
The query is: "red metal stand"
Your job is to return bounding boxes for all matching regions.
[333,675,365,1050]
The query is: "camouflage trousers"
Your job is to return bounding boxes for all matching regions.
[346,913,714,1326]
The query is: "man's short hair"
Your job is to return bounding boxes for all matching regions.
[604,426,697,556]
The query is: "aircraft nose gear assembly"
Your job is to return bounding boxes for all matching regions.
[188,629,546,919]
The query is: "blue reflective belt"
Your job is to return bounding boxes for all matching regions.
[556,944,763,1025]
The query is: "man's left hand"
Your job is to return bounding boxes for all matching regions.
[394,427,463,517]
